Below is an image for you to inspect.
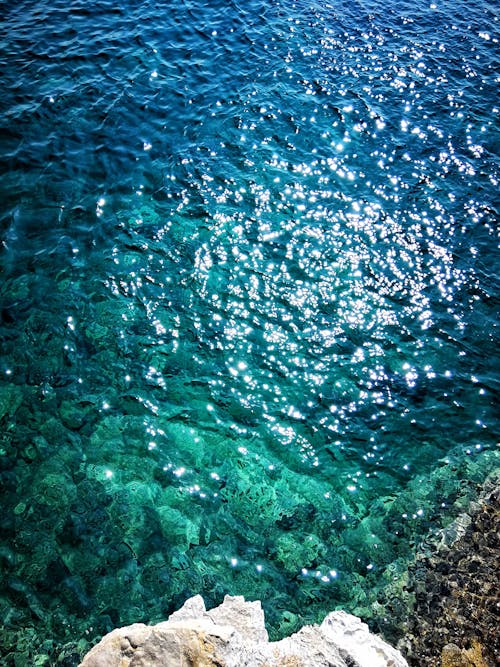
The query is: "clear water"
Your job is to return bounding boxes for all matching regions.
[0,0,498,661]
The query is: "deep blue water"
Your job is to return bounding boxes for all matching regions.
[0,0,499,662]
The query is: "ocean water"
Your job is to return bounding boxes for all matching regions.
[0,0,498,662]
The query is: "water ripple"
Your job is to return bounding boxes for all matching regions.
[0,0,498,658]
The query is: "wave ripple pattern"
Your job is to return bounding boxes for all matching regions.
[0,0,498,663]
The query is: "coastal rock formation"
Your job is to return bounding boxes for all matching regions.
[403,485,499,667]
[79,594,409,667]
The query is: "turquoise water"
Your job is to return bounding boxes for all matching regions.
[1,0,498,662]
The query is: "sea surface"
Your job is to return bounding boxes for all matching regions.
[0,0,498,663]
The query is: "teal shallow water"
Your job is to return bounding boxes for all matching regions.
[0,0,499,662]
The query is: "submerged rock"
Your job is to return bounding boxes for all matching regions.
[440,641,490,667]
[79,594,408,667]
[403,483,499,667]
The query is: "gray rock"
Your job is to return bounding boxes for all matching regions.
[79,595,409,667]
[440,513,472,549]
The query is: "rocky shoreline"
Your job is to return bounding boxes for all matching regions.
[402,484,499,667]
[77,475,499,667]
[78,594,409,667]
[2,469,497,665]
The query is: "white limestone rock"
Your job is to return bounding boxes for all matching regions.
[79,595,409,667]
[168,593,268,643]
[319,610,409,667]
[167,593,207,623]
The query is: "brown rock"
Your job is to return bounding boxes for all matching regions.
[441,641,490,667]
